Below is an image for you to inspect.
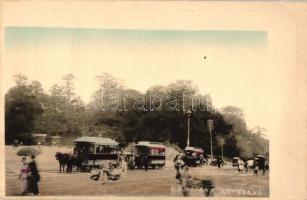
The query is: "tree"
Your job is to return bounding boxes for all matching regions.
[5,75,43,143]
[221,106,247,134]
[5,73,268,156]
[221,106,268,159]
[62,74,75,103]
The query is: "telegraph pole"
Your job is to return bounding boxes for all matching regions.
[186,109,192,147]
[207,119,214,161]
[221,143,224,160]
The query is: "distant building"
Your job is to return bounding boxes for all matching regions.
[47,136,61,145]
[32,133,47,144]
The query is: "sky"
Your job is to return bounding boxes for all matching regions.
[4,27,271,136]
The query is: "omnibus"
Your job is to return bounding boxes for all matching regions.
[232,157,240,167]
[183,146,204,167]
[73,136,119,168]
[134,141,166,169]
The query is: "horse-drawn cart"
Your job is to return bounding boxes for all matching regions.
[73,136,120,169]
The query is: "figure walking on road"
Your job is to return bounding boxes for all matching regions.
[28,155,40,195]
[19,157,30,195]
[181,166,192,196]
[144,155,149,172]
[238,159,244,173]
[244,160,248,173]
[254,160,259,176]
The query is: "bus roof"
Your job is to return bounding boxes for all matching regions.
[184,146,204,152]
[136,141,165,149]
[74,136,118,146]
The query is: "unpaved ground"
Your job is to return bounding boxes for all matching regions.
[5,145,269,197]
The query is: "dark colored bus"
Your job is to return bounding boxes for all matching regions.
[73,136,119,168]
[134,141,166,169]
[183,146,204,167]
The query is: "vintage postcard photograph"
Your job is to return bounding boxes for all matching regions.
[4,27,270,198]
[1,1,306,199]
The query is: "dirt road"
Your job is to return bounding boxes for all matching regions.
[5,146,269,197]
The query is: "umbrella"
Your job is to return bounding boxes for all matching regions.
[256,155,265,158]
[17,147,41,157]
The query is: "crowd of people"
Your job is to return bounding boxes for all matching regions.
[236,158,267,176]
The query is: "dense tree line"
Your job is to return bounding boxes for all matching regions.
[5,73,268,159]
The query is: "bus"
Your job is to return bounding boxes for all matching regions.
[73,136,119,168]
[183,146,205,167]
[134,141,166,169]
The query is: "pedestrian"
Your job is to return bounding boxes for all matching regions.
[121,155,128,174]
[217,158,222,169]
[143,155,149,172]
[66,153,73,173]
[118,154,122,167]
[28,155,40,195]
[128,155,135,170]
[254,161,259,176]
[238,159,244,173]
[175,157,185,183]
[100,165,108,185]
[259,159,266,175]
[244,160,248,173]
[121,159,127,174]
[19,157,30,195]
[181,166,192,196]
[199,154,204,165]
[13,140,19,148]
[38,142,42,150]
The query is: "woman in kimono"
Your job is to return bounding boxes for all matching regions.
[19,157,30,195]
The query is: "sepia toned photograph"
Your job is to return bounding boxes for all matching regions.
[1,1,306,199]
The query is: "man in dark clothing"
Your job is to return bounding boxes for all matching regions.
[143,156,149,172]
[217,159,222,168]
[28,155,40,195]
[66,154,73,173]
[244,160,248,173]
[259,159,266,175]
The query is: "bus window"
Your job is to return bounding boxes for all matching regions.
[96,146,100,153]
[89,145,94,153]
[150,148,165,156]
[110,146,117,154]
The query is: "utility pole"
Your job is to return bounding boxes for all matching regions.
[207,119,214,161]
[221,143,224,160]
[186,109,192,147]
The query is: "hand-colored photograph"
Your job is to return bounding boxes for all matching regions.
[4,27,270,197]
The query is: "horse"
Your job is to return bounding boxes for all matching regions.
[55,152,68,173]
[55,152,83,173]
